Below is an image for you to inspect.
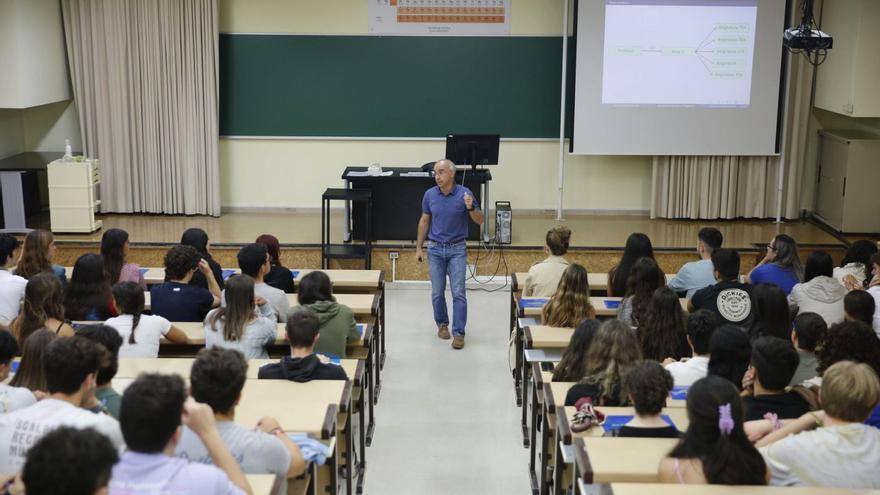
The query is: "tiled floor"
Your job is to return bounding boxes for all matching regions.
[362,284,530,494]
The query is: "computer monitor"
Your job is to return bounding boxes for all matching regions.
[445,134,500,171]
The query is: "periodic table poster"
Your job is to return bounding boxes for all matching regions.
[369,0,511,35]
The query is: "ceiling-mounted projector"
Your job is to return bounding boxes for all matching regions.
[783,27,832,51]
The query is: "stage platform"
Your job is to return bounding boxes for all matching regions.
[28,211,849,282]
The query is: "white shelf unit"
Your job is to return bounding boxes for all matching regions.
[47,159,103,233]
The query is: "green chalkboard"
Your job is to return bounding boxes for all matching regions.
[219,34,565,138]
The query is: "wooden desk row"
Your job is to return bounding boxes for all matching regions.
[510,272,676,297]
[577,483,880,495]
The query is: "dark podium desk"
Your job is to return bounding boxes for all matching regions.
[0,152,63,232]
[341,167,492,242]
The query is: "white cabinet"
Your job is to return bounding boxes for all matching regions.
[814,0,880,117]
[47,159,102,233]
[814,130,880,233]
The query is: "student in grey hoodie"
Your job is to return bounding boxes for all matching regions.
[288,271,360,358]
[788,251,847,326]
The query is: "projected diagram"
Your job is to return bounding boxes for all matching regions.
[602,4,758,106]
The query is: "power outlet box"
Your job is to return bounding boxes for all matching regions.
[389,251,400,260]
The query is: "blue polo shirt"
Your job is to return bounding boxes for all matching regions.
[422,184,478,243]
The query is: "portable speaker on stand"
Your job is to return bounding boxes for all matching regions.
[495,201,512,244]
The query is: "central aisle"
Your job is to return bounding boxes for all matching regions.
[362,285,531,494]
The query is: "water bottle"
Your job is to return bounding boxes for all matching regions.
[63,139,73,161]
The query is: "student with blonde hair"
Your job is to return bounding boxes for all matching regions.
[564,320,641,406]
[542,263,595,328]
[523,225,571,297]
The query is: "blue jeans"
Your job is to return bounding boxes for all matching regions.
[428,241,468,336]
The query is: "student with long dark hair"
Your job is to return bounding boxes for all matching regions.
[255,233,295,294]
[564,320,642,406]
[618,257,665,329]
[14,230,66,289]
[747,234,803,295]
[523,225,572,297]
[834,239,877,289]
[10,273,74,344]
[180,227,224,291]
[106,282,188,358]
[551,319,600,382]
[0,330,36,413]
[101,228,145,288]
[788,251,845,325]
[542,263,595,328]
[608,233,665,297]
[659,376,768,485]
[748,283,791,340]
[9,329,57,392]
[291,271,360,358]
[205,274,276,359]
[63,253,116,321]
[708,325,751,390]
[639,286,689,361]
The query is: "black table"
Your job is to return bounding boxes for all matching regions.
[341,167,492,242]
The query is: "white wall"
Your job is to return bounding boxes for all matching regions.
[0,109,25,159]
[217,0,654,212]
[23,100,82,152]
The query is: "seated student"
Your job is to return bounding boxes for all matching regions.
[0,234,26,322]
[551,319,600,382]
[564,320,641,406]
[176,348,306,495]
[181,227,225,291]
[101,228,146,288]
[258,310,347,382]
[255,234,295,294]
[741,337,809,422]
[541,263,595,328]
[668,227,723,298]
[789,312,826,386]
[523,225,571,297]
[615,360,680,438]
[639,287,689,361]
[756,361,880,488]
[689,249,754,326]
[63,253,117,321]
[150,245,221,322]
[237,243,288,322]
[814,321,880,385]
[748,284,791,341]
[0,330,37,413]
[866,252,880,334]
[664,310,722,387]
[843,289,875,328]
[747,234,803,296]
[290,271,360,358]
[110,373,251,494]
[658,376,768,485]
[834,239,877,288]
[14,230,67,289]
[76,325,124,419]
[205,274,277,359]
[608,233,665,297]
[0,337,124,473]
[106,282,188,358]
[707,325,752,390]
[618,257,665,329]
[788,251,846,326]
[9,329,56,392]
[10,273,75,344]
[23,426,119,495]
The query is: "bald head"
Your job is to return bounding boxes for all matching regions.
[433,160,456,191]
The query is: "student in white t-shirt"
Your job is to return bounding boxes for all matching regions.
[0,337,125,474]
[106,282,188,358]
[0,234,26,323]
[176,348,305,495]
[663,309,722,387]
[0,329,37,413]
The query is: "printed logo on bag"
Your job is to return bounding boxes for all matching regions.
[716,288,751,322]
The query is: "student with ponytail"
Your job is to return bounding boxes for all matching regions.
[106,282,188,358]
[659,375,768,485]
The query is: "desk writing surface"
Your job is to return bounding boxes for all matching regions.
[143,292,376,315]
[607,484,880,495]
[519,296,687,317]
[164,322,368,348]
[525,326,574,348]
[547,382,684,409]
[113,378,346,404]
[512,273,675,294]
[116,357,358,380]
[579,437,677,483]
[562,407,688,438]
[140,267,382,289]
[246,474,275,495]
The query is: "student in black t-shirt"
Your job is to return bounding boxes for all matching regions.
[615,360,680,438]
[689,249,754,326]
[741,336,809,422]
[258,309,347,382]
[150,246,221,322]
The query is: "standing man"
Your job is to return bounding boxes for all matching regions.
[416,160,483,350]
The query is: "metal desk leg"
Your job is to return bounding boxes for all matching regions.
[357,387,366,494]
[365,344,376,446]
[482,179,490,243]
[343,178,351,243]
[0,172,32,234]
